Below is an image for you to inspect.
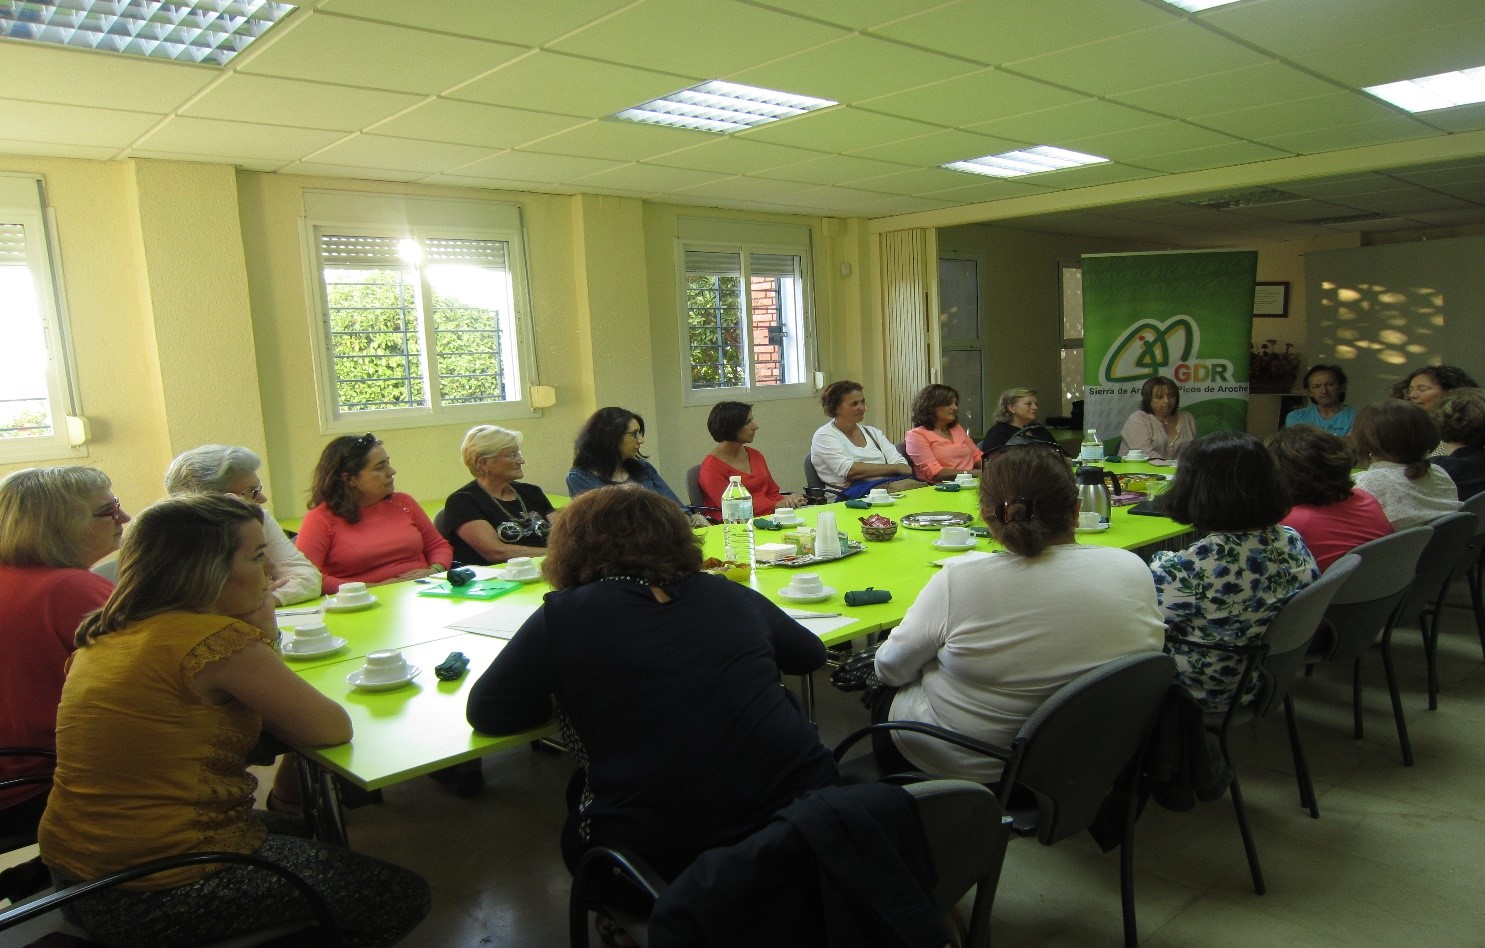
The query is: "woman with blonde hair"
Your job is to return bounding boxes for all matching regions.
[978,387,1054,452]
[443,425,555,565]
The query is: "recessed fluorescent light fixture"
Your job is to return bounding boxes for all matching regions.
[612,80,836,134]
[1366,66,1485,113]
[0,0,297,67]
[943,146,1108,178]
[1161,0,1244,11]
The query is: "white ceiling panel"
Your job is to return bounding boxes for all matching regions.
[1110,61,1344,118]
[846,167,990,197]
[920,178,1054,203]
[368,100,587,150]
[667,175,817,203]
[644,139,825,175]
[1007,21,1272,97]
[0,98,162,149]
[964,99,1166,142]
[0,138,120,160]
[132,117,347,162]
[876,0,1173,66]
[727,35,981,104]
[861,69,1089,128]
[569,163,733,193]
[737,108,943,152]
[1135,141,1293,175]
[516,120,717,163]
[280,161,427,182]
[849,129,1026,166]
[549,0,847,78]
[1062,121,1242,163]
[848,194,961,216]
[1208,0,1485,71]
[453,150,628,184]
[1199,93,1420,142]
[765,154,917,187]
[316,0,634,46]
[746,0,950,31]
[1260,116,1440,156]
[181,75,424,131]
[0,41,214,112]
[237,15,525,94]
[305,134,501,174]
[449,52,690,119]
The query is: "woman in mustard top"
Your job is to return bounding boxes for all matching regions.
[38,494,429,948]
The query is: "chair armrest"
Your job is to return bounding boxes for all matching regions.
[0,775,53,794]
[0,748,56,761]
[0,851,339,946]
[569,846,666,948]
[832,721,1011,763]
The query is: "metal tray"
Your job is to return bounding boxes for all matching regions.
[765,539,867,568]
[900,511,974,530]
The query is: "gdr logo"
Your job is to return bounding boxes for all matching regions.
[1100,316,1234,385]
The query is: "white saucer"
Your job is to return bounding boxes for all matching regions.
[1075,523,1111,534]
[933,539,978,551]
[495,569,541,584]
[867,497,896,506]
[771,518,804,528]
[778,586,835,603]
[346,666,420,691]
[325,594,378,612]
[280,635,347,659]
[1123,455,1148,463]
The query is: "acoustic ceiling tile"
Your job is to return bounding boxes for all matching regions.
[876,0,1171,67]
[451,52,690,119]
[644,139,825,175]
[305,133,500,173]
[727,34,981,105]
[453,150,627,183]
[316,0,633,46]
[862,68,1088,128]
[1007,21,1271,97]
[735,107,942,152]
[517,120,716,163]
[132,116,346,161]
[182,75,425,131]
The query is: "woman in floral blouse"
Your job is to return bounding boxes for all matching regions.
[1150,431,1319,712]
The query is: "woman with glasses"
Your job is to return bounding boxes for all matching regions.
[567,407,708,527]
[443,425,555,566]
[1393,364,1478,412]
[295,434,453,595]
[165,445,320,606]
[0,467,126,901]
[870,443,1165,781]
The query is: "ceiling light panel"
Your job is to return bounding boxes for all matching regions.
[1161,0,1244,11]
[943,146,1108,178]
[612,80,836,134]
[1366,66,1485,113]
[0,0,296,66]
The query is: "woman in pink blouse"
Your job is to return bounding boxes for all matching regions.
[904,384,983,482]
[295,434,453,595]
[699,401,806,517]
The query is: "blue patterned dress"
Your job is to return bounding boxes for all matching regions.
[1150,526,1319,712]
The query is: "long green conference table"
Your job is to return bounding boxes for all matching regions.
[280,463,1191,843]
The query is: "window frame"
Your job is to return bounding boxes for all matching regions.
[0,174,83,464]
[674,229,817,407]
[299,195,539,435]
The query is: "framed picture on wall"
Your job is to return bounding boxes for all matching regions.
[1254,281,1290,317]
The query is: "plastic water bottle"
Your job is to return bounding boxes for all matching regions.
[721,475,755,570]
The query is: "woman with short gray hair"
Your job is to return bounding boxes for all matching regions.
[442,425,555,566]
[166,445,320,606]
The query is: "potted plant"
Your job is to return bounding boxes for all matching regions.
[1249,340,1301,395]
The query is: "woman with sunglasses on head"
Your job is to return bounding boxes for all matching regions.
[0,467,127,902]
[870,443,1165,781]
[568,407,709,527]
[166,445,320,606]
[443,425,555,566]
[295,434,453,595]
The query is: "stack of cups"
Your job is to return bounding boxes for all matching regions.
[814,511,842,559]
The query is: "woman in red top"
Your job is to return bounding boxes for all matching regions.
[0,466,127,900]
[699,402,808,517]
[294,434,452,595]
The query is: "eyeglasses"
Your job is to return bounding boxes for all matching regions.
[231,484,264,500]
[982,438,1067,461]
[623,429,643,440]
[494,451,524,462]
[92,497,126,521]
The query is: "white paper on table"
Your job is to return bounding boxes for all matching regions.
[780,609,857,639]
[445,601,542,639]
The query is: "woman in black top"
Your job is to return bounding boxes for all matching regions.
[980,386,1054,452]
[1433,387,1485,500]
[465,487,837,880]
[442,425,554,566]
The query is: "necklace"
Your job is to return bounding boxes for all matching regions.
[599,575,652,586]
[484,483,528,522]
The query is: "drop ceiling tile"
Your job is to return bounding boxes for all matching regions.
[1111,62,1344,118]
[1341,191,1474,215]
[569,163,732,192]
[1132,141,1292,175]
[549,0,847,78]
[920,178,1054,203]
[1200,93,1417,141]
[1013,162,1159,190]
[1300,17,1485,88]
[238,15,524,94]
[846,166,984,196]
[420,173,579,194]
[305,134,498,173]
[0,98,162,149]
[1063,121,1239,162]
[0,43,213,112]
[877,0,1171,66]
[1415,103,1485,135]
[1225,199,1363,223]
[1281,174,1412,199]
[727,34,980,104]
[668,176,816,202]
[746,0,948,31]
[736,107,942,151]
[369,100,587,149]
[0,138,119,160]
[317,0,633,46]
[132,117,347,162]
[450,52,689,119]
[645,139,825,175]
[182,75,425,131]
[279,162,428,182]
[1007,21,1271,97]
[1408,207,1485,226]
[964,99,1164,142]
[861,69,1088,128]
[517,120,716,162]
[129,151,292,172]
[776,184,905,213]
[1260,117,1441,156]
[1208,0,1484,67]
[850,129,1026,166]
[766,154,916,187]
[454,150,628,183]
[852,195,960,216]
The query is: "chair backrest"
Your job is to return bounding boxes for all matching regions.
[433,507,449,541]
[684,464,705,508]
[90,558,118,583]
[1252,554,1360,717]
[1463,490,1485,533]
[903,780,1006,948]
[1399,511,1479,621]
[894,440,908,463]
[1322,525,1433,663]
[998,652,1176,845]
[803,453,824,491]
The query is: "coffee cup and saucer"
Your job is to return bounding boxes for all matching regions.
[346,649,420,691]
[325,581,378,612]
[1123,450,1148,462]
[933,525,977,551]
[867,488,895,506]
[953,472,977,488]
[280,620,347,660]
[1076,511,1110,534]
[778,572,834,603]
[496,557,541,583]
[772,509,804,527]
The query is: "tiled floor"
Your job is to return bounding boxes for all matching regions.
[10,608,1485,946]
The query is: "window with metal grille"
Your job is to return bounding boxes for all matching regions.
[681,246,811,400]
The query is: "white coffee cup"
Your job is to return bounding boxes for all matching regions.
[1079,511,1102,528]
[1124,450,1147,462]
[336,581,370,603]
[504,557,538,579]
[772,510,802,525]
[868,487,891,502]
[290,621,332,651]
[361,649,409,683]
[941,526,972,546]
[954,472,976,487]
[788,572,825,596]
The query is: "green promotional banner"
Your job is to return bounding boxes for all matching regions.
[1082,249,1256,454]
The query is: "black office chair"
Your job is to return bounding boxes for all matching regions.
[683,463,705,509]
[833,652,1176,947]
[1395,511,1478,709]
[0,749,55,905]
[803,452,824,492]
[433,506,450,541]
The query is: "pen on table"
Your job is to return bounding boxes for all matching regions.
[784,611,841,619]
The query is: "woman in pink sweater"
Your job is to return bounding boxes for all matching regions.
[295,434,453,595]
